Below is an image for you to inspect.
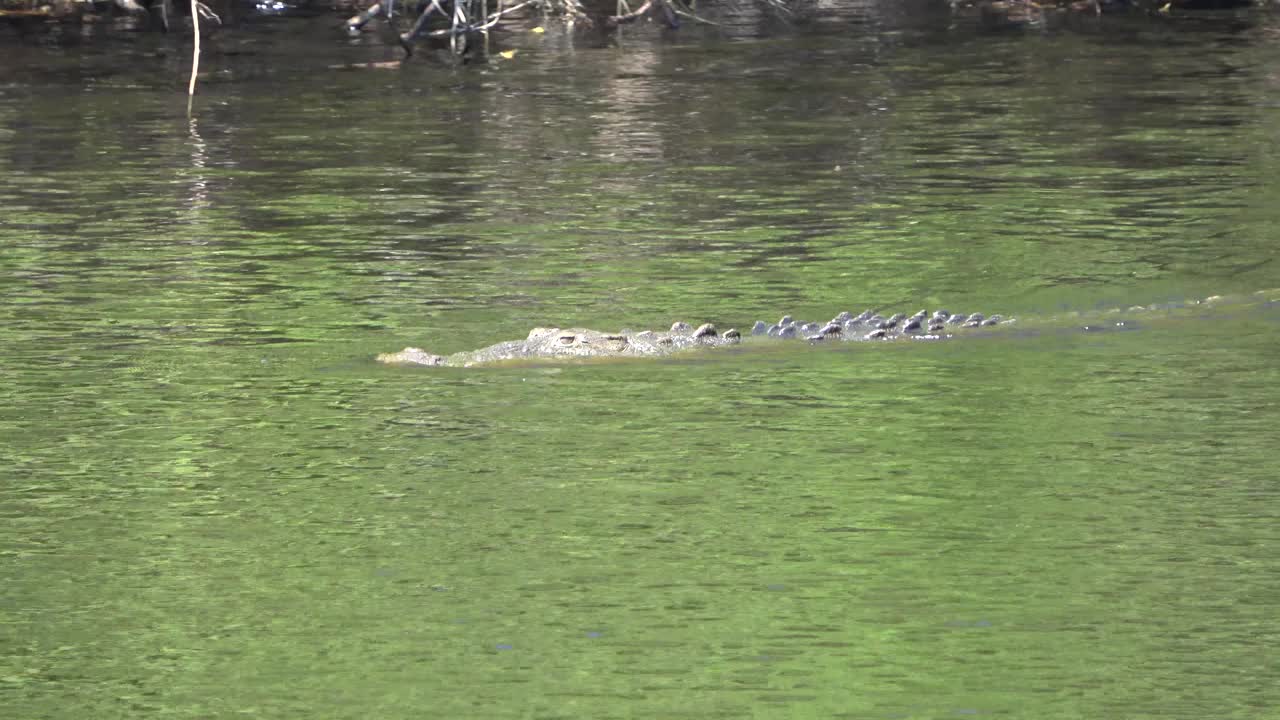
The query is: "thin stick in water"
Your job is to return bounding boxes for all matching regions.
[188,0,200,103]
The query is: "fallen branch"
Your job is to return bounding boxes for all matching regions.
[670,5,724,25]
[472,0,537,31]
[398,0,444,52]
[608,0,652,24]
[607,0,707,27]
[417,0,538,37]
[346,2,383,34]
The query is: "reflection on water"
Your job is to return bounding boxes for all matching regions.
[3,3,1280,718]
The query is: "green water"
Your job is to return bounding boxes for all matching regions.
[3,5,1280,718]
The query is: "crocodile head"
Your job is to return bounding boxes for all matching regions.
[525,327,635,357]
[378,321,740,367]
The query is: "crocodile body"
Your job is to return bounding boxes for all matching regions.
[377,290,1280,368]
[376,309,1008,367]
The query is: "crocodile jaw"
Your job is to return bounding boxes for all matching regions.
[376,347,447,366]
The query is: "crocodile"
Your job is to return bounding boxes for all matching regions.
[377,289,1280,368]
[376,308,1010,367]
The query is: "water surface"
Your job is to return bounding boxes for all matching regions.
[3,4,1280,718]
